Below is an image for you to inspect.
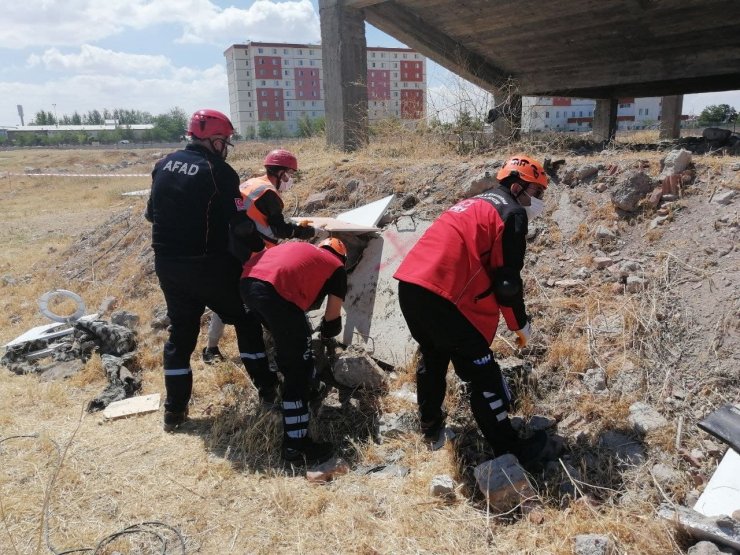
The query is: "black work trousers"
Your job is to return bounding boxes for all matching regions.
[155,254,277,412]
[240,278,315,441]
[397,281,519,452]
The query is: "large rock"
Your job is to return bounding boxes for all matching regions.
[660,149,693,178]
[332,347,387,390]
[474,455,536,513]
[702,128,732,142]
[610,171,654,212]
[462,172,497,198]
[429,475,456,498]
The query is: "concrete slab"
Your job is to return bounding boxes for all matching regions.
[103,393,160,420]
[290,216,378,233]
[4,314,99,349]
[336,194,395,227]
[342,217,432,366]
[694,448,740,518]
[121,189,150,197]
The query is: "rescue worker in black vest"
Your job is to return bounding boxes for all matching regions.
[201,148,323,364]
[394,154,551,467]
[146,108,278,432]
[240,238,348,465]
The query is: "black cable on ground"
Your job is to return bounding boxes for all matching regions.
[1,434,187,554]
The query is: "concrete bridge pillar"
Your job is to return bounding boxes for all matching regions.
[593,98,618,142]
[659,95,683,139]
[319,0,368,152]
[490,92,522,140]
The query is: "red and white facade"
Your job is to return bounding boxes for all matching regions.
[225,42,426,138]
[522,96,664,132]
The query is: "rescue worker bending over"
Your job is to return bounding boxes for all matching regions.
[240,238,348,465]
[202,148,322,364]
[394,154,551,466]
[146,109,278,432]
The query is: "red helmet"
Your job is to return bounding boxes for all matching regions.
[263,149,298,171]
[187,109,234,140]
[319,237,347,262]
[496,154,548,188]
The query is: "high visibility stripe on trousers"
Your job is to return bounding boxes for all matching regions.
[282,399,309,439]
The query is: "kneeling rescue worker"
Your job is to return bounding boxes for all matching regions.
[394,154,551,466]
[240,238,348,464]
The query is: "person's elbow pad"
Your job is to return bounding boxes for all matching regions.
[319,316,342,338]
[493,274,522,307]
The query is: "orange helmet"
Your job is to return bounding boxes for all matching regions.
[496,154,548,188]
[318,237,347,262]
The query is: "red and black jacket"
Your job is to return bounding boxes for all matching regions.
[394,186,528,343]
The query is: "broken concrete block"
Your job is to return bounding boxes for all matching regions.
[659,504,740,551]
[306,457,350,484]
[660,149,693,178]
[610,171,654,212]
[648,186,664,208]
[102,393,160,420]
[629,402,669,434]
[552,191,587,239]
[695,448,740,519]
[39,360,84,382]
[576,165,599,181]
[332,347,387,390]
[429,474,455,498]
[574,534,615,555]
[473,454,537,513]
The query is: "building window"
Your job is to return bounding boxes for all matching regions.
[639,108,643,115]
[272,48,277,54]
[556,111,560,118]
[284,60,290,65]
[309,49,314,55]
[274,90,279,96]
[545,111,550,118]
[261,101,267,106]
[371,52,376,58]
[579,111,583,117]
[645,108,649,115]
[259,58,265,64]
[258,48,263,54]
[299,91,304,97]
[248,102,252,107]
[299,60,304,66]
[274,80,279,86]
[273,69,278,76]
[261,91,267,97]
[298,49,303,55]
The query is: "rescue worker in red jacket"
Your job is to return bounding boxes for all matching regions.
[146,109,278,432]
[394,154,550,465]
[201,148,322,364]
[240,238,348,465]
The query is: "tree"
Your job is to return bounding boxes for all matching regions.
[151,108,188,141]
[258,121,274,139]
[698,104,737,125]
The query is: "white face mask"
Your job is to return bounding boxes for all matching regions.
[280,177,294,193]
[524,195,545,220]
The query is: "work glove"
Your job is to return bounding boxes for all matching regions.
[319,316,342,339]
[514,322,531,348]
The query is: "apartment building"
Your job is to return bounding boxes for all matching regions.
[224,42,426,138]
[521,97,663,132]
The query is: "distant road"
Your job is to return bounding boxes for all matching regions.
[0,142,184,151]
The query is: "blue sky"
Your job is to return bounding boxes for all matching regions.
[1,0,738,127]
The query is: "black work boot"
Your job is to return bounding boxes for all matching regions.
[420,410,447,443]
[202,346,224,365]
[163,407,189,432]
[282,437,334,465]
[510,430,549,469]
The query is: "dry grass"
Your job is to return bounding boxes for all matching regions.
[3,136,736,554]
